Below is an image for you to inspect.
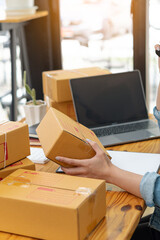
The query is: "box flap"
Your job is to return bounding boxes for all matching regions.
[45,67,110,81]
[0,169,105,209]
[0,121,27,132]
[4,169,105,191]
[0,158,34,173]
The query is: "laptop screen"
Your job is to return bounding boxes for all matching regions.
[70,70,148,128]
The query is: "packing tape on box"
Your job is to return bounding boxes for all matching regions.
[87,191,99,236]
[46,70,89,80]
[66,70,89,76]
[0,121,9,168]
[45,95,50,107]
[76,186,98,236]
[2,175,31,188]
[0,131,7,168]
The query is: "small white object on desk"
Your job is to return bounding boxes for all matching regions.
[28,147,49,164]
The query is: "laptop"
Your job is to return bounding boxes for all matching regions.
[69,70,160,147]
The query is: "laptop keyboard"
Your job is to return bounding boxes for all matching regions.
[93,120,156,137]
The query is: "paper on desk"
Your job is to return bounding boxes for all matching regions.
[107,150,160,175]
[28,147,50,164]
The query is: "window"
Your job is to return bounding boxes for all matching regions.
[60,0,133,73]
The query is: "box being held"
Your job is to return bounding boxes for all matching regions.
[0,158,35,181]
[0,121,30,169]
[0,169,106,240]
[36,107,111,167]
[43,67,110,102]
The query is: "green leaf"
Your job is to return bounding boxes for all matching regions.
[25,84,32,95]
[23,71,37,105]
[31,88,37,105]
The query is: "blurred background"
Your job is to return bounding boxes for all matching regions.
[0,0,160,121]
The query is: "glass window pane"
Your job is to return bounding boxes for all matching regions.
[60,0,133,73]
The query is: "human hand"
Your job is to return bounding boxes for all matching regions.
[55,139,113,180]
[155,44,160,71]
[155,44,160,52]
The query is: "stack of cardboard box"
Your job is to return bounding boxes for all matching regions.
[42,67,110,120]
[0,121,35,180]
[0,117,108,239]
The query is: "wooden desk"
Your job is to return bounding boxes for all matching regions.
[0,11,48,23]
[0,136,160,239]
[0,11,48,120]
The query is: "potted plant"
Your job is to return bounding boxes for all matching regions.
[23,71,46,126]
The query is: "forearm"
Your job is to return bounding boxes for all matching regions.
[156,81,160,111]
[156,51,160,110]
[106,165,143,198]
[57,140,144,198]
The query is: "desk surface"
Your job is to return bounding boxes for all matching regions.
[1,128,160,239]
[0,11,48,23]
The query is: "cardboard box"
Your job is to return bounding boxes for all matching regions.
[0,169,106,240]
[43,67,110,102]
[44,95,77,120]
[36,107,111,167]
[0,158,35,181]
[0,121,30,169]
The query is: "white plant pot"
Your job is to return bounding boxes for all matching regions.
[23,100,46,126]
[5,0,35,10]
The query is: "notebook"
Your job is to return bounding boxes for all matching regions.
[70,70,160,146]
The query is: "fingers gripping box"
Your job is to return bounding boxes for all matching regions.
[0,169,106,240]
[36,107,111,167]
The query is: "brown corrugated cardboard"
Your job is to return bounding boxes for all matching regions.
[42,67,110,102]
[44,95,76,120]
[0,169,106,240]
[0,158,35,181]
[36,107,111,167]
[0,121,30,169]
